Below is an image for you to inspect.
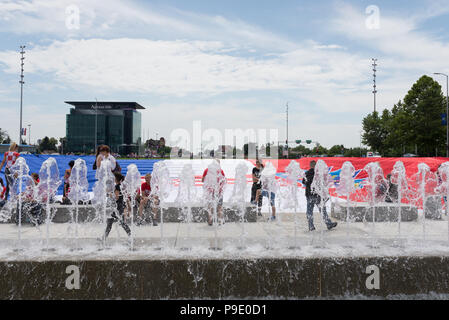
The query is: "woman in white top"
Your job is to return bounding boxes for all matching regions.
[95,145,120,173]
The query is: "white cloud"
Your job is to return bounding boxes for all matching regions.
[0,38,367,98]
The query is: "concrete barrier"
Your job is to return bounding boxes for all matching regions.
[2,203,258,224]
[1,256,448,299]
[331,202,418,222]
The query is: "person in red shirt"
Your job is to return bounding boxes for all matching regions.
[202,160,226,226]
[0,142,20,200]
[137,173,159,226]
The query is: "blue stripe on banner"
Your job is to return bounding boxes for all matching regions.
[0,154,162,194]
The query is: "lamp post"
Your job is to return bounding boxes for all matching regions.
[285,102,289,159]
[19,46,25,144]
[94,98,98,152]
[28,124,31,145]
[434,73,449,157]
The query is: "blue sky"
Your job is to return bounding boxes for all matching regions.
[0,0,448,151]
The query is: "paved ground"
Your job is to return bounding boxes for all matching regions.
[0,210,449,261]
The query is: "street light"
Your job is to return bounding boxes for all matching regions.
[19,46,25,144]
[434,73,449,157]
[94,98,98,152]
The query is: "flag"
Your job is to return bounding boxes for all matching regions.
[21,128,27,135]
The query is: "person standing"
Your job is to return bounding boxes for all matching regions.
[251,159,264,216]
[137,173,159,226]
[62,160,75,204]
[0,177,6,208]
[303,160,337,231]
[0,143,20,200]
[94,145,121,173]
[101,172,131,241]
[202,159,226,226]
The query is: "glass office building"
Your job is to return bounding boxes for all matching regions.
[65,101,144,155]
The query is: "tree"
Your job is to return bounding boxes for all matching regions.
[361,75,445,156]
[402,75,445,156]
[39,136,58,152]
[362,111,388,154]
[328,145,345,156]
[0,128,10,144]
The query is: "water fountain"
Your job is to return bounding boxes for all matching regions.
[150,161,171,249]
[363,162,388,248]
[259,161,280,248]
[175,163,197,250]
[436,162,449,242]
[92,159,115,248]
[229,162,249,249]
[67,158,89,250]
[336,161,356,245]
[391,161,408,241]
[122,164,142,250]
[37,158,60,251]
[8,157,33,251]
[202,160,226,250]
[310,159,333,245]
[2,157,449,299]
[283,160,303,249]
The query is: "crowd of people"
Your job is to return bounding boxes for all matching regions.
[1,142,340,238]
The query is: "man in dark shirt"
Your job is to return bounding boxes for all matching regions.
[303,160,337,231]
[251,159,264,216]
[102,173,131,241]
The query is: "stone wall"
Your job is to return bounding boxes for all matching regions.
[1,256,448,299]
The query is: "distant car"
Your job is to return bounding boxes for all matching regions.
[367,152,381,158]
[403,153,417,157]
[334,154,344,157]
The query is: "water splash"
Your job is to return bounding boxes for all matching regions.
[8,157,32,249]
[67,159,89,249]
[38,157,60,251]
[123,164,141,250]
[151,161,172,248]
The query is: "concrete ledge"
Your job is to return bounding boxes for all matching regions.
[1,256,448,299]
[425,196,443,220]
[3,203,258,224]
[331,202,418,222]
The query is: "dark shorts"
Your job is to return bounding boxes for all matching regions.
[261,190,276,206]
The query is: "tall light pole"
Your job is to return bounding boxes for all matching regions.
[434,73,449,157]
[286,102,289,158]
[19,45,25,144]
[372,58,378,113]
[94,98,98,152]
[28,124,31,145]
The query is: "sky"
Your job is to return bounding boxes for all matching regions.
[0,0,448,151]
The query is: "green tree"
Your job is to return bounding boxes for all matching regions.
[328,145,345,156]
[362,111,388,154]
[39,136,58,152]
[362,75,445,156]
[402,75,445,156]
[0,128,10,144]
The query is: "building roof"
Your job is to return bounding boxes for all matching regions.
[65,101,146,110]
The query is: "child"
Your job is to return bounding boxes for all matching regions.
[137,173,159,226]
[62,160,75,204]
[102,172,131,241]
[0,142,20,200]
